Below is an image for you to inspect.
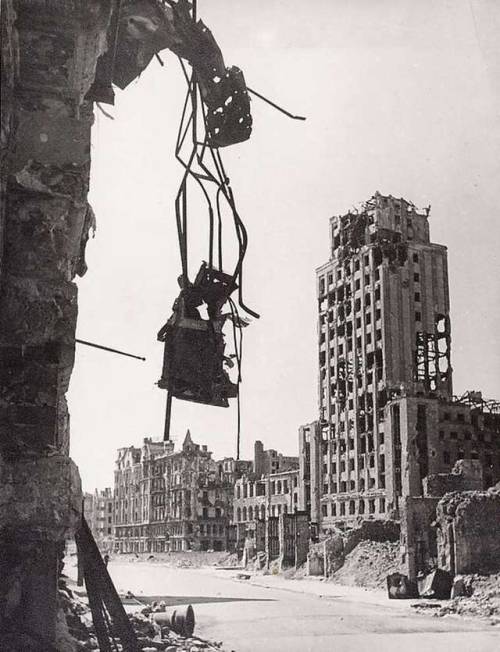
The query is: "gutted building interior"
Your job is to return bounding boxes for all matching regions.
[309,193,500,531]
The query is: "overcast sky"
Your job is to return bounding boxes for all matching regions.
[69,0,500,492]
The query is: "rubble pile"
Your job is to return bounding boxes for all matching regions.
[120,551,236,569]
[305,519,400,579]
[56,580,229,652]
[330,540,402,590]
[414,573,500,624]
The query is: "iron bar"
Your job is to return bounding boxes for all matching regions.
[247,86,306,121]
[75,339,145,361]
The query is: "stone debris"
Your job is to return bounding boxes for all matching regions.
[57,582,228,651]
[329,539,402,590]
[412,573,500,625]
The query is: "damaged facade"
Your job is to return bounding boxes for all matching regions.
[232,440,308,568]
[83,487,114,552]
[302,193,500,536]
[113,431,247,553]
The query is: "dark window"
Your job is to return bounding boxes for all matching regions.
[415,292,421,302]
[415,311,421,322]
[443,451,451,464]
[414,272,420,282]
[413,253,419,263]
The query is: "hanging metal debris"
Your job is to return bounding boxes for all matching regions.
[153,0,257,433]
[158,263,239,407]
[91,0,253,147]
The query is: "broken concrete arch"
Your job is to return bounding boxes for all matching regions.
[0,1,252,648]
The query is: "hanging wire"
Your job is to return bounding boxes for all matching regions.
[167,0,260,454]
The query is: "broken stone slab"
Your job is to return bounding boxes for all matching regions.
[418,569,453,600]
[451,576,466,599]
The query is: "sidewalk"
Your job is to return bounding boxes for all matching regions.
[215,569,423,612]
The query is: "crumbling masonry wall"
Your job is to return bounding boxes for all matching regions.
[435,486,500,575]
[0,1,109,646]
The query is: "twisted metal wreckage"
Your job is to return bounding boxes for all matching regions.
[0,1,304,650]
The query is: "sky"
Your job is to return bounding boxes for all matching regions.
[69,0,500,492]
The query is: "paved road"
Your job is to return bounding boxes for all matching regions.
[101,562,499,652]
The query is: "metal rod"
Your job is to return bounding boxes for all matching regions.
[75,338,146,361]
[164,391,173,441]
[247,86,306,121]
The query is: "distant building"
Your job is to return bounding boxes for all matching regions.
[233,440,299,536]
[83,487,114,551]
[302,193,500,533]
[113,431,248,553]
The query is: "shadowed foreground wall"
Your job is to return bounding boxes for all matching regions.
[0,1,109,647]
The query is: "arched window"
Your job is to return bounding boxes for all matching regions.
[236,507,241,522]
[277,481,282,494]
[248,506,253,520]
[242,506,247,521]
[236,485,241,499]
[260,504,266,520]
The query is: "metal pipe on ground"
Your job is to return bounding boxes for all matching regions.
[151,605,195,637]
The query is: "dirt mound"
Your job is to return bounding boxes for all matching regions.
[330,539,401,590]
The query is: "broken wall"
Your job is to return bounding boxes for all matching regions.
[436,487,500,575]
[0,1,110,645]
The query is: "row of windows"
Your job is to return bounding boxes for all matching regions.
[235,501,296,522]
[324,453,385,474]
[319,253,421,296]
[322,474,385,494]
[321,496,386,517]
[438,429,492,443]
[200,523,225,536]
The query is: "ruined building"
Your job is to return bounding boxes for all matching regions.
[83,488,114,552]
[232,440,308,567]
[114,431,246,553]
[301,193,500,532]
[233,440,300,526]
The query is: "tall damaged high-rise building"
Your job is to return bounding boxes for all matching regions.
[299,192,500,531]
